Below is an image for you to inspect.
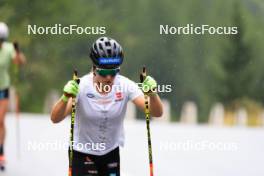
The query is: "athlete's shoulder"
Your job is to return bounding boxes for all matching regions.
[80,73,92,80]
[2,42,14,52]
[116,74,136,84]
[79,73,92,86]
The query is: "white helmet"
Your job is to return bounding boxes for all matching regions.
[0,22,9,40]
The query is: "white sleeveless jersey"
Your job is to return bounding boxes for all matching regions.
[73,73,143,155]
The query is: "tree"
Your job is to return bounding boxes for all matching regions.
[219,2,254,108]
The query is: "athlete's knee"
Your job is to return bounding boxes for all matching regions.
[0,100,8,111]
[0,113,6,128]
[0,114,5,127]
[0,101,8,121]
[0,120,4,129]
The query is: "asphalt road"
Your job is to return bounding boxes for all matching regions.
[2,113,264,176]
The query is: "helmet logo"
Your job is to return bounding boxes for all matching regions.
[98,57,121,65]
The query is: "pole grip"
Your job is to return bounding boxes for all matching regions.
[13,41,20,53]
[140,66,147,83]
[73,69,80,84]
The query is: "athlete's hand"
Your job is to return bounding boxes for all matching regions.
[13,41,20,52]
[61,80,79,102]
[141,76,157,95]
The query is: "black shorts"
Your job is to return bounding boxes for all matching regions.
[0,88,9,100]
[70,147,120,176]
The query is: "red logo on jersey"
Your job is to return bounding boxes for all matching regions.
[115,92,123,101]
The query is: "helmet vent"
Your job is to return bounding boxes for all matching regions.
[107,49,112,55]
[105,41,111,46]
[94,44,98,51]
[99,43,103,50]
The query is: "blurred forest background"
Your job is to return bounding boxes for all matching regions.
[0,0,264,122]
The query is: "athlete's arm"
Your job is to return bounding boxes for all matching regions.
[50,80,79,123]
[133,75,163,117]
[12,42,26,65]
[51,98,72,123]
[133,94,163,117]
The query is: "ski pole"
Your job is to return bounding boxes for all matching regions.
[15,90,20,159]
[13,41,21,159]
[140,66,154,176]
[68,70,79,176]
